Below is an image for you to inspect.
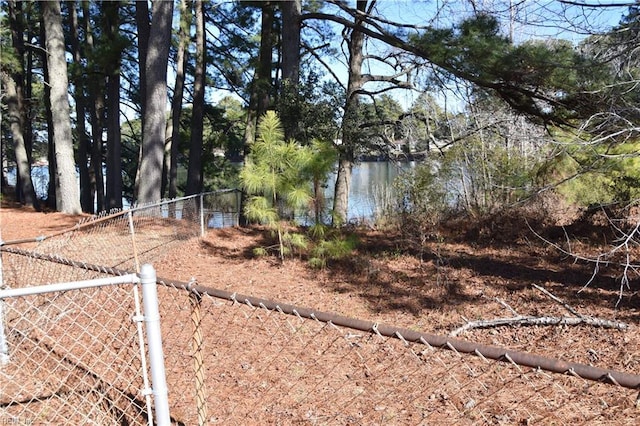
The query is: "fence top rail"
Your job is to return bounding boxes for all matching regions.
[0,273,139,299]
[0,189,241,247]
[158,276,640,391]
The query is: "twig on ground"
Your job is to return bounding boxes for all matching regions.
[532,284,585,319]
[495,297,519,316]
[450,315,629,337]
[452,285,629,336]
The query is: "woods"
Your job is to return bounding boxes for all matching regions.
[0,1,638,228]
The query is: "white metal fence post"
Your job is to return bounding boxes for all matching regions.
[0,302,8,365]
[0,248,8,365]
[199,193,205,237]
[139,263,171,425]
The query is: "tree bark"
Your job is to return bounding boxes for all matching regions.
[82,1,104,213]
[281,0,301,85]
[5,0,38,208]
[166,0,191,200]
[135,0,150,122]
[332,0,368,226]
[137,0,174,205]
[242,2,275,149]
[186,0,205,196]
[42,0,81,214]
[41,16,56,210]
[280,0,301,141]
[134,0,151,200]
[68,1,92,213]
[104,1,123,210]
[1,71,38,208]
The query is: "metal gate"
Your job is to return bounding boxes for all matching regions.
[0,265,170,425]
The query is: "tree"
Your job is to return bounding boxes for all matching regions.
[1,71,38,209]
[279,0,302,140]
[137,0,174,204]
[104,2,125,211]
[165,0,191,200]
[133,0,150,200]
[42,0,81,214]
[332,0,368,226]
[240,111,313,260]
[67,1,92,212]
[186,0,205,196]
[81,1,107,212]
[239,2,276,225]
[242,1,275,149]
[241,111,342,265]
[1,1,38,209]
[281,0,301,86]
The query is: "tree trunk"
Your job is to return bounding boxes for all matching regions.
[88,77,105,213]
[186,0,205,196]
[42,0,81,214]
[104,1,123,210]
[166,0,191,200]
[6,0,38,208]
[68,1,92,213]
[257,3,274,116]
[24,4,35,180]
[242,2,275,149]
[82,1,103,213]
[0,145,8,196]
[134,0,150,200]
[240,2,275,225]
[137,0,173,204]
[281,0,301,85]
[1,71,38,208]
[280,0,301,141]
[135,0,150,122]
[332,0,368,226]
[42,18,56,210]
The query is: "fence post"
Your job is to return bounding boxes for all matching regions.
[0,300,8,365]
[139,263,171,425]
[199,194,205,237]
[190,288,208,425]
[0,249,8,365]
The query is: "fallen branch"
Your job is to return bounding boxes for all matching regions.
[532,284,585,319]
[450,315,629,337]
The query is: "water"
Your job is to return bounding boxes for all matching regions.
[4,161,414,225]
[306,161,415,224]
[4,166,49,199]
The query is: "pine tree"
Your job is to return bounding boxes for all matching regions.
[240,111,316,260]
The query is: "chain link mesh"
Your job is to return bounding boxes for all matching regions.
[157,282,640,425]
[2,195,639,424]
[0,279,148,424]
[2,197,203,274]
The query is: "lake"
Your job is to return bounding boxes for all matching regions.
[5,161,415,225]
[318,161,415,224]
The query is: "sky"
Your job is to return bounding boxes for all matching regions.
[339,0,633,111]
[146,0,634,119]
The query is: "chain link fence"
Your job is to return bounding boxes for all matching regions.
[2,194,639,424]
[1,191,240,274]
[156,280,640,425]
[0,274,149,424]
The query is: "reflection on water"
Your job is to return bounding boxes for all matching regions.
[5,166,49,199]
[5,162,414,226]
[319,161,415,224]
[208,212,239,228]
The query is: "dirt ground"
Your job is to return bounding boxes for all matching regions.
[3,202,638,363]
[2,201,640,423]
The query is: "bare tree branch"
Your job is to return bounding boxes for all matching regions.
[450,315,629,337]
